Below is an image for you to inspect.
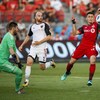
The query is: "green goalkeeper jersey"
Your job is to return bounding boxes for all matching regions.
[0,32,17,62]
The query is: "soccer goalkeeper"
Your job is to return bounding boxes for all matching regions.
[0,21,23,94]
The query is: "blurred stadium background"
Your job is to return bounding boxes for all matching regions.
[1,1,100,100]
[0,0,100,62]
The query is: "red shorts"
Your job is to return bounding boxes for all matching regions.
[71,45,98,59]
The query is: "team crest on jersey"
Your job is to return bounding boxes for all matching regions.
[91,28,95,33]
[41,25,43,28]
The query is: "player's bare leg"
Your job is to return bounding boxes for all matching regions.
[39,59,56,70]
[61,58,77,80]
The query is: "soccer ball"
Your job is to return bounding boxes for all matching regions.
[96,14,100,24]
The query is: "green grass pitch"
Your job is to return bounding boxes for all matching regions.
[0,63,100,100]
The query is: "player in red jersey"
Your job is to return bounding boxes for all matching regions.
[61,12,99,86]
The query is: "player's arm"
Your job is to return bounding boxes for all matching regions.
[7,37,23,69]
[9,48,20,63]
[19,35,30,51]
[38,23,52,43]
[19,26,33,51]
[72,17,84,35]
[72,18,80,35]
[72,23,80,35]
[38,35,52,44]
[10,48,23,69]
[32,35,52,46]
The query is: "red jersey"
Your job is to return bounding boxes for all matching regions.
[78,22,98,47]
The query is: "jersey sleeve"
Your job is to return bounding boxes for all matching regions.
[78,26,84,34]
[28,25,33,36]
[44,23,51,36]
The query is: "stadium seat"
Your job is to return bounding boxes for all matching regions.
[34,0,44,5]
[55,10,64,22]
[0,11,5,22]
[5,10,14,22]
[0,5,6,12]
[91,0,99,5]
[6,1,18,10]
[79,1,87,17]
[23,11,32,22]
[25,4,37,12]
[14,10,24,21]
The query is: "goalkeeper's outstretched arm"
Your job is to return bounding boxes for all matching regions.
[9,48,23,69]
[9,47,20,63]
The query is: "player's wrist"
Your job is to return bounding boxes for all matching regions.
[12,54,18,64]
[12,54,17,59]
[21,44,24,48]
[39,41,42,44]
[72,19,76,24]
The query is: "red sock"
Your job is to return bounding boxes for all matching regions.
[89,64,96,80]
[66,63,73,74]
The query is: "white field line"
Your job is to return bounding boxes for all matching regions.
[70,76,100,80]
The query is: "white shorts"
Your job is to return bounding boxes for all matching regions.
[28,46,47,63]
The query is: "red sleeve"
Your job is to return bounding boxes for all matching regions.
[78,26,84,34]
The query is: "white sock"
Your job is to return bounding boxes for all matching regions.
[25,66,31,82]
[45,61,52,69]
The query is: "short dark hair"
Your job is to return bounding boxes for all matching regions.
[7,21,17,30]
[86,12,94,16]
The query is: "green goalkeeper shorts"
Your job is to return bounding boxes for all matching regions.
[0,60,17,73]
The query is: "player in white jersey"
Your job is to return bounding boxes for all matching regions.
[19,11,56,87]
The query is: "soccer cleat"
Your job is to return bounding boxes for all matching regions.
[87,80,92,86]
[61,72,71,81]
[17,87,25,94]
[51,59,56,68]
[22,81,29,87]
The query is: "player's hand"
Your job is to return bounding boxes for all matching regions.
[17,62,23,69]
[19,45,23,51]
[71,16,76,24]
[32,41,41,46]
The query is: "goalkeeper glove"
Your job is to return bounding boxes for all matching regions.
[12,54,18,64]
[17,62,23,69]
[12,54,23,69]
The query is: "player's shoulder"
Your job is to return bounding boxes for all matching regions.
[43,22,50,26]
[28,23,34,31]
[5,32,14,40]
[92,22,98,25]
[43,22,51,28]
[89,22,98,28]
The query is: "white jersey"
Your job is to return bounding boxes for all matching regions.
[28,22,51,49]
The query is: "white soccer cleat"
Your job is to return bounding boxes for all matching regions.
[87,80,92,86]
